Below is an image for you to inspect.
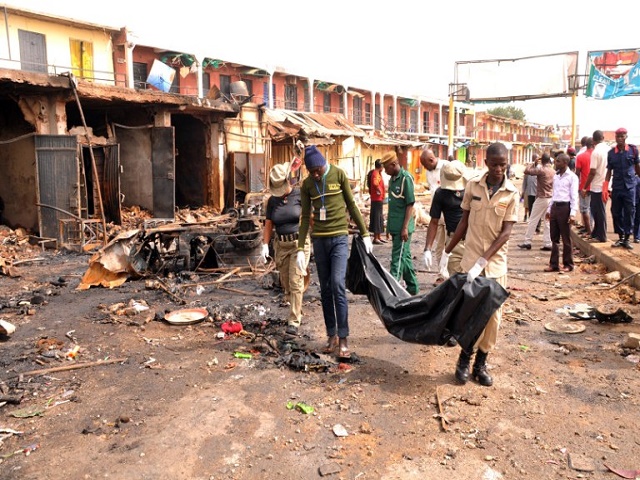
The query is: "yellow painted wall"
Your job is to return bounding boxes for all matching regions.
[0,11,115,83]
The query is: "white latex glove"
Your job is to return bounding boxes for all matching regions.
[296,250,307,272]
[467,257,488,283]
[423,250,432,270]
[439,251,451,280]
[363,236,373,254]
[259,244,269,264]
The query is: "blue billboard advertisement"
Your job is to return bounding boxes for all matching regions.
[586,49,640,99]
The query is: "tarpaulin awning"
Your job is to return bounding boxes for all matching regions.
[346,235,509,352]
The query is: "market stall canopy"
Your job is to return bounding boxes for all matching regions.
[264,109,366,144]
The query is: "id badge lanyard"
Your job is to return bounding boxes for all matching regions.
[315,175,327,221]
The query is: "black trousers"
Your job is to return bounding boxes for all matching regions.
[590,192,607,242]
[549,203,573,269]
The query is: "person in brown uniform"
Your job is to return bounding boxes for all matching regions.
[440,142,519,387]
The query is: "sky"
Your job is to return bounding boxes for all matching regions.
[6,0,640,140]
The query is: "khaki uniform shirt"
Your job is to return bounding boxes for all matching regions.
[460,172,519,278]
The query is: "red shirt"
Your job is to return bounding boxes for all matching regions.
[575,148,593,190]
[370,169,385,202]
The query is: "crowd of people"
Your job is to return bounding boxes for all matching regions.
[259,130,638,387]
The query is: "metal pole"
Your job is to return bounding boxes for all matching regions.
[571,91,577,148]
[65,74,108,246]
[448,94,455,158]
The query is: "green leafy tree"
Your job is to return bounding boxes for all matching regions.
[486,106,526,121]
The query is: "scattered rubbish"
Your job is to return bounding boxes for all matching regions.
[0,428,23,446]
[318,462,342,477]
[622,333,640,349]
[275,351,332,372]
[562,303,596,320]
[107,299,151,316]
[519,345,530,352]
[65,330,77,343]
[4,357,127,381]
[164,307,208,325]
[624,354,639,364]
[9,405,46,418]
[332,424,348,437]
[233,352,252,359]
[604,464,640,479]
[0,257,20,277]
[286,401,314,414]
[595,306,633,324]
[544,320,586,334]
[221,320,243,334]
[604,271,622,284]
[0,443,39,460]
[65,345,81,359]
[435,386,449,431]
[0,319,16,336]
[36,337,64,353]
[77,213,264,290]
[567,453,596,472]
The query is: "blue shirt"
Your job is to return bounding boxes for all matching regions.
[607,144,639,191]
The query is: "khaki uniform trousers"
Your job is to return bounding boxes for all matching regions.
[474,274,506,353]
[275,237,310,327]
[444,233,464,277]
[432,218,446,270]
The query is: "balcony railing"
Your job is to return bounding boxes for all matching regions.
[0,57,123,85]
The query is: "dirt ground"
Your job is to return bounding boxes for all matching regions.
[2,194,640,480]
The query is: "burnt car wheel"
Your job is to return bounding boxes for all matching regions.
[229,218,262,250]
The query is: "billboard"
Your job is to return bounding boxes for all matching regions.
[455,52,579,102]
[585,49,640,100]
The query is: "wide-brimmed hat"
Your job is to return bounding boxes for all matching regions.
[269,162,291,197]
[441,161,465,191]
[381,151,397,166]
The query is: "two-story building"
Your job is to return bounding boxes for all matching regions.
[473,112,555,168]
[0,5,559,249]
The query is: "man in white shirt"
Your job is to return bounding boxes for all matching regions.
[420,148,448,280]
[582,130,610,242]
[544,153,579,272]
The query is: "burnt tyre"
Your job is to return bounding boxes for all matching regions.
[229,217,262,250]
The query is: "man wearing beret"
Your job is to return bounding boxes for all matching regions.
[605,127,640,249]
[382,150,419,296]
[296,145,373,359]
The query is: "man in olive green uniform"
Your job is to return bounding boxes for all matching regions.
[382,150,419,295]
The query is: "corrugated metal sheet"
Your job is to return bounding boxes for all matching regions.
[361,136,425,148]
[35,135,80,240]
[295,112,365,138]
[263,109,334,145]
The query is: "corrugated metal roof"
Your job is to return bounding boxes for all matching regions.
[295,112,365,138]
[263,109,335,145]
[362,136,425,147]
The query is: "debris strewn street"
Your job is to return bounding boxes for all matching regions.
[1,197,640,480]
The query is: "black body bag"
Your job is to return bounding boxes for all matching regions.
[346,235,510,352]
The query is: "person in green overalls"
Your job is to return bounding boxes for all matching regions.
[381,150,419,295]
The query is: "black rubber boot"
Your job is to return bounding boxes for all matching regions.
[622,234,633,250]
[472,350,493,387]
[455,349,473,384]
